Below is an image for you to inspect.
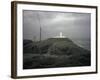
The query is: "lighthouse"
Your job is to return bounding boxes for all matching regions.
[55,32,66,38]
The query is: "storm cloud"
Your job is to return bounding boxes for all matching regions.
[23,10,91,50]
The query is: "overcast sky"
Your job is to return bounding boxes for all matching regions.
[23,10,91,40]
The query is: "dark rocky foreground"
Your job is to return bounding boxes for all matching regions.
[23,38,91,69]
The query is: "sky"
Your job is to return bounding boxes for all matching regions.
[23,10,91,50]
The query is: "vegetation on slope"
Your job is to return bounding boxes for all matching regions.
[23,38,90,69]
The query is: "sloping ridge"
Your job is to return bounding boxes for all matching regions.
[38,38,90,55]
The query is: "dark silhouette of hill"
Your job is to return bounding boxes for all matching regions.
[23,38,90,69]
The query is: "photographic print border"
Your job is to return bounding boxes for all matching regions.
[11,1,98,79]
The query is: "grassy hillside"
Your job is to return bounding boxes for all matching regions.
[23,38,90,69]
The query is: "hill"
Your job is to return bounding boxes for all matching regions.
[23,38,90,69]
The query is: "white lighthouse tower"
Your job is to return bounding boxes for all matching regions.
[55,32,66,38]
